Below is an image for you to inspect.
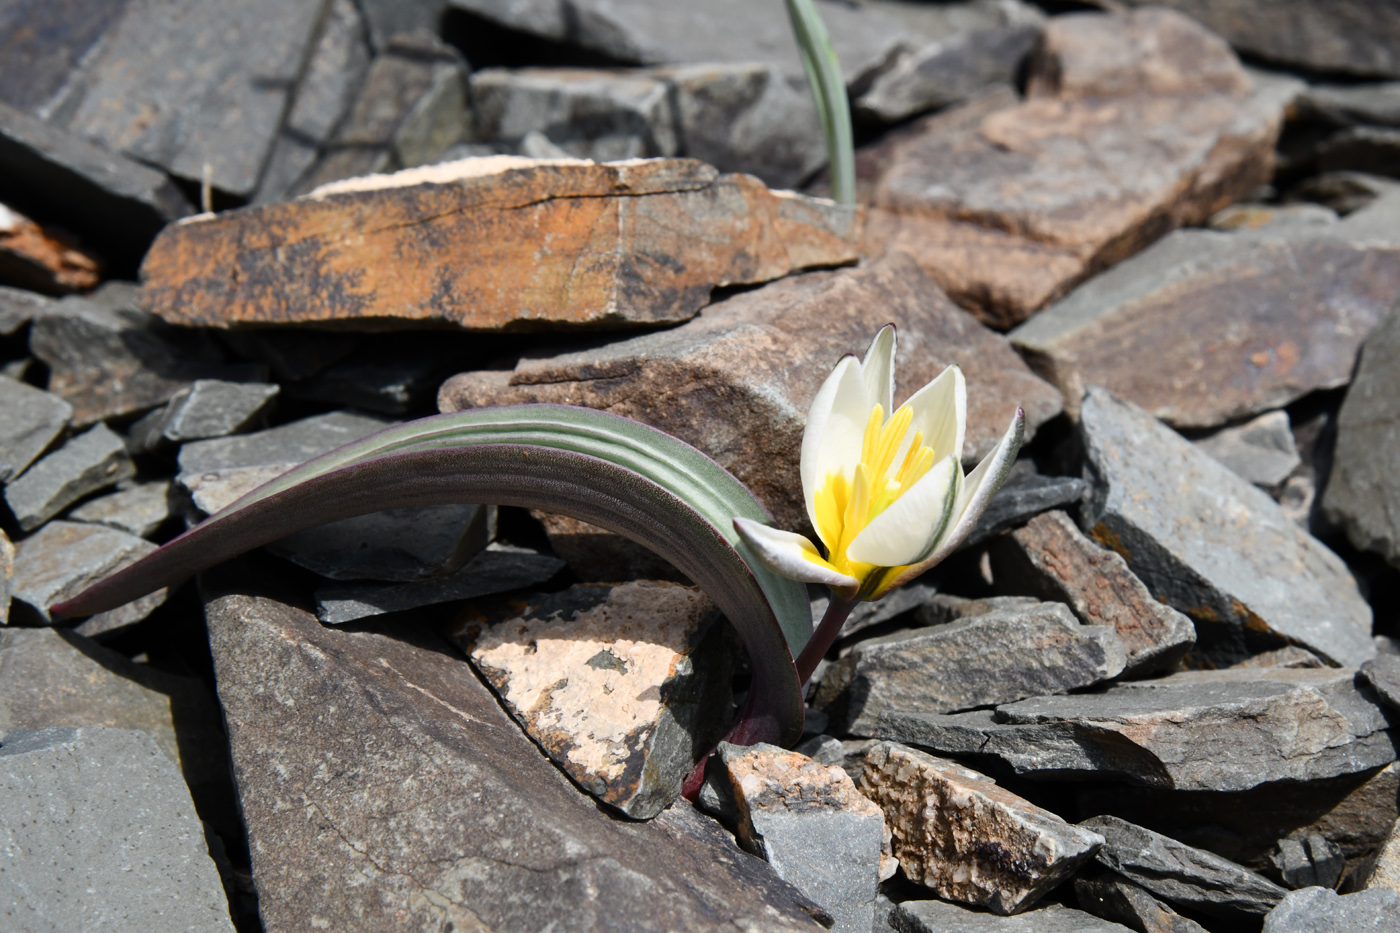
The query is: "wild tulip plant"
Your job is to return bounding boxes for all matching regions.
[51,327,1021,805]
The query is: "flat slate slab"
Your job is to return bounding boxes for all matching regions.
[0,373,70,484]
[1262,886,1400,933]
[9,520,166,629]
[3,422,134,531]
[1010,191,1400,429]
[1077,387,1374,667]
[1322,298,1400,569]
[0,726,233,932]
[863,9,1294,327]
[140,157,858,332]
[879,668,1396,791]
[203,592,826,931]
[441,252,1061,530]
[894,900,1132,932]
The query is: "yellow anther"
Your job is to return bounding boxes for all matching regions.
[860,404,884,468]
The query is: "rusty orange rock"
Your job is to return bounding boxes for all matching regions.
[0,203,101,295]
[138,156,859,331]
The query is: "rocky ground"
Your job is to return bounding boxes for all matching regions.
[3,1,1400,931]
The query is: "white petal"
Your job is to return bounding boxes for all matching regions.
[801,355,871,531]
[734,517,859,588]
[901,364,966,465]
[846,455,959,567]
[918,407,1025,573]
[861,324,896,418]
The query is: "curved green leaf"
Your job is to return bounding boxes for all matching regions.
[785,0,855,206]
[51,405,812,747]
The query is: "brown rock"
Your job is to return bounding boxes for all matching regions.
[447,581,736,819]
[1361,818,1400,895]
[859,741,1103,915]
[862,8,1293,328]
[139,156,859,332]
[989,510,1195,676]
[0,202,99,294]
[204,592,826,931]
[529,510,689,583]
[440,253,1062,530]
[1010,192,1400,428]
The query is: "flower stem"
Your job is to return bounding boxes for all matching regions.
[794,594,859,685]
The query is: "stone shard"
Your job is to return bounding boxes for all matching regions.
[143,156,859,332]
[860,742,1103,915]
[272,503,494,582]
[176,409,391,516]
[0,627,230,826]
[1105,0,1400,80]
[1322,299,1400,570]
[959,472,1087,551]
[130,379,279,450]
[1009,192,1400,430]
[988,510,1196,677]
[9,521,166,630]
[855,23,1042,125]
[281,336,459,415]
[0,528,12,626]
[0,101,192,265]
[448,581,736,819]
[1271,833,1344,891]
[881,667,1397,791]
[1208,202,1339,232]
[1192,411,1301,489]
[68,480,176,538]
[1363,655,1400,714]
[1076,387,1374,668]
[1074,871,1210,933]
[315,544,564,624]
[204,592,825,930]
[0,283,49,335]
[0,726,234,932]
[0,374,70,484]
[1298,82,1400,129]
[441,253,1060,530]
[817,598,1126,736]
[293,30,468,194]
[864,8,1293,328]
[28,283,263,426]
[1262,886,1400,933]
[895,900,1133,932]
[470,67,678,162]
[48,0,329,197]
[1083,815,1286,919]
[708,742,886,933]
[0,201,100,294]
[814,581,939,643]
[3,422,134,531]
[1360,818,1400,895]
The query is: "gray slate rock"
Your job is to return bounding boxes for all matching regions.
[1362,654,1400,713]
[1192,410,1301,489]
[1083,815,1286,919]
[0,726,233,932]
[0,374,70,484]
[471,67,677,162]
[1074,871,1209,933]
[1318,127,1400,180]
[204,592,826,930]
[817,599,1125,736]
[960,472,1087,550]
[253,0,372,203]
[895,901,1132,932]
[855,23,1042,124]
[9,520,165,629]
[68,480,177,538]
[274,503,493,582]
[0,627,230,830]
[4,422,134,531]
[989,510,1195,677]
[1290,171,1400,216]
[1077,388,1374,667]
[129,379,279,450]
[176,409,391,516]
[1322,299,1400,569]
[315,544,563,624]
[282,338,454,415]
[709,742,885,933]
[1272,833,1344,891]
[1300,82,1400,128]
[1262,886,1400,932]
[0,100,192,265]
[0,284,50,335]
[294,30,468,194]
[811,581,938,642]
[46,0,329,197]
[880,667,1397,791]
[29,284,262,426]
[861,742,1104,916]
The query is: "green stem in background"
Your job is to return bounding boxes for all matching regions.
[785,0,856,206]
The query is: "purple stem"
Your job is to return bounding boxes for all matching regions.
[794,593,860,686]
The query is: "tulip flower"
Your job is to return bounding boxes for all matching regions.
[734,325,1024,682]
